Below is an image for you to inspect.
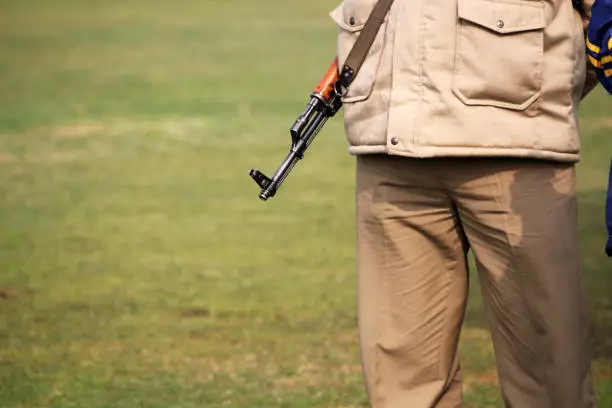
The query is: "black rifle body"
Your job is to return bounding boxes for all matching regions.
[249,59,342,201]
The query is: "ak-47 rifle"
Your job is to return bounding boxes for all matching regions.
[249,58,343,201]
[249,0,395,200]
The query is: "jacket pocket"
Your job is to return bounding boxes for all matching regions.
[330,0,387,103]
[453,0,545,110]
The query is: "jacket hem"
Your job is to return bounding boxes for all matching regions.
[347,145,580,163]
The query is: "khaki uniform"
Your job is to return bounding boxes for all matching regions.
[330,0,598,406]
[331,0,593,161]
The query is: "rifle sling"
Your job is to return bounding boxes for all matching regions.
[339,0,396,89]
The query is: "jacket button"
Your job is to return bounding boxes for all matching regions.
[349,16,356,26]
[390,137,399,146]
[496,19,505,29]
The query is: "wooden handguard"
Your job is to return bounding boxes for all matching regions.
[313,58,339,102]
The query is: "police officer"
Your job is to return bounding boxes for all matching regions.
[330,0,603,405]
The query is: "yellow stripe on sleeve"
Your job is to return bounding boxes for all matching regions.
[603,55,612,65]
[587,38,602,54]
[605,69,612,77]
[589,55,602,68]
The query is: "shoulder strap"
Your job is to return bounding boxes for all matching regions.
[338,0,396,88]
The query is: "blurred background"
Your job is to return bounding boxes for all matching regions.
[0,0,611,406]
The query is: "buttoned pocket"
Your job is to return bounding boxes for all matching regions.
[453,0,545,110]
[330,0,387,103]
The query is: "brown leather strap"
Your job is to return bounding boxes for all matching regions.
[338,0,395,88]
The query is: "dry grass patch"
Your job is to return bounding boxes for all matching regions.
[0,153,17,163]
[52,124,106,139]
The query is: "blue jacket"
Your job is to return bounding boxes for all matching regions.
[586,0,612,256]
[587,0,612,94]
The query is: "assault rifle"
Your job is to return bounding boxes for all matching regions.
[249,58,343,201]
[248,0,394,200]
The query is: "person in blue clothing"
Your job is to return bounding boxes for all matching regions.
[585,0,612,256]
[607,167,612,256]
[587,0,612,94]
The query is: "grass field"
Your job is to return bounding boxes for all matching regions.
[0,0,611,406]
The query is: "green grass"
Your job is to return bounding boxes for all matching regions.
[0,0,611,406]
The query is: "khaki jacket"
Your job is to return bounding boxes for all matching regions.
[330,0,596,162]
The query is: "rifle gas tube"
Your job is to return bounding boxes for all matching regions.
[249,58,343,201]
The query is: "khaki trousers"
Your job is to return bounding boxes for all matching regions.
[356,155,595,408]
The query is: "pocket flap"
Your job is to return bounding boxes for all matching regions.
[458,0,545,34]
[330,1,380,32]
